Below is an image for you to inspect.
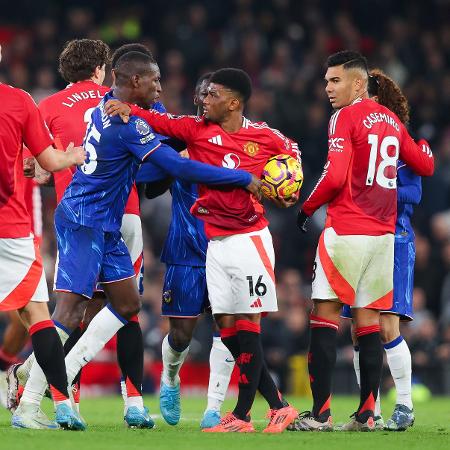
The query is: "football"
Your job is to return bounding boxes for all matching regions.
[261,154,303,200]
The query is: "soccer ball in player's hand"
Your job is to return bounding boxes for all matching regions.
[261,154,303,200]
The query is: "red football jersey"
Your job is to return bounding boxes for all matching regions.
[0,84,53,238]
[129,106,301,238]
[38,80,140,214]
[302,98,434,235]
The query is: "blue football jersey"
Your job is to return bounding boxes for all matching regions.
[395,160,422,237]
[161,180,207,266]
[57,91,161,232]
[137,101,207,266]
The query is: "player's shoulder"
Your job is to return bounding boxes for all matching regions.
[243,117,288,141]
[1,84,36,107]
[120,115,158,145]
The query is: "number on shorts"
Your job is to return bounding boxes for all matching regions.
[246,275,267,297]
[366,134,399,189]
[312,262,317,282]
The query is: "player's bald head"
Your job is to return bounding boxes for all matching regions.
[114,51,158,87]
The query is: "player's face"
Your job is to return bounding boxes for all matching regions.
[325,65,357,109]
[194,79,210,110]
[136,63,162,109]
[203,83,235,123]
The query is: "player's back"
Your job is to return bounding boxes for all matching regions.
[326,98,423,235]
[39,81,110,202]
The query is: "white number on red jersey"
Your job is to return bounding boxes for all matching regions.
[366,134,399,189]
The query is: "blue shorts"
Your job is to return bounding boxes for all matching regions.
[341,236,415,321]
[161,264,209,317]
[54,214,135,299]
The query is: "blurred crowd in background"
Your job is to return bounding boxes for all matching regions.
[0,0,449,394]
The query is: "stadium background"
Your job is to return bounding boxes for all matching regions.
[0,0,449,397]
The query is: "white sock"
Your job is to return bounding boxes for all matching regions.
[126,395,144,410]
[20,322,70,406]
[384,336,413,409]
[120,378,127,415]
[161,335,189,387]
[120,376,144,411]
[353,347,381,416]
[64,305,126,385]
[205,337,234,412]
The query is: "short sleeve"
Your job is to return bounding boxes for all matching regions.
[119,116,162,162]
[22,91,53,157]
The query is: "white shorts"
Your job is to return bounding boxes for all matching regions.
[0,235,48,311]
[312,227,394,309]
[206,227,278,314]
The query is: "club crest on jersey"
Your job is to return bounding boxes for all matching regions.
[163,290,172,304]
[243,141,259,157]
[135,118,150,135]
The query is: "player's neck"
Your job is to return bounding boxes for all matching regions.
[89,76,103,86]
[219,114,243,133]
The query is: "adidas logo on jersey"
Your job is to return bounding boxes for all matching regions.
[208,135,223,146]
[250,298,262,308]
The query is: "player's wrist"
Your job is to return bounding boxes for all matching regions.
[297,209,310,233]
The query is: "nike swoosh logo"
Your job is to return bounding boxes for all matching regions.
[225,358,235,363]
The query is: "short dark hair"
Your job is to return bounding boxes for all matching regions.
[59,39,110,83]
[111,43,154,68]
[326,50,369,74]
[210,68,252,103]
[114,51,157,86]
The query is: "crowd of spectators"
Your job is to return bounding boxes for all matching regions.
[0,0,449,394]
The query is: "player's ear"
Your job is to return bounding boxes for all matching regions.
[229,97,240,111]
[131,74,140,88]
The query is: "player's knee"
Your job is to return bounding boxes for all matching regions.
[169,328,192,350]
[52,301,86,331]
[115,299,141,320]
[380,314,400,344]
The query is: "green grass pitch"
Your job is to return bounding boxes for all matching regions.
[0,395,448,450]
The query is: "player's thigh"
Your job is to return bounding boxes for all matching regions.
[206,239,233,314]
[162,265,208,318]
[54,220,103,299]
[120,214,143,260]
[120,213,144,292]
[0,236,49,312]
[311,227,366,305]
[357,233,394,309]
[229,228,277,314]
[99,231,136,285]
